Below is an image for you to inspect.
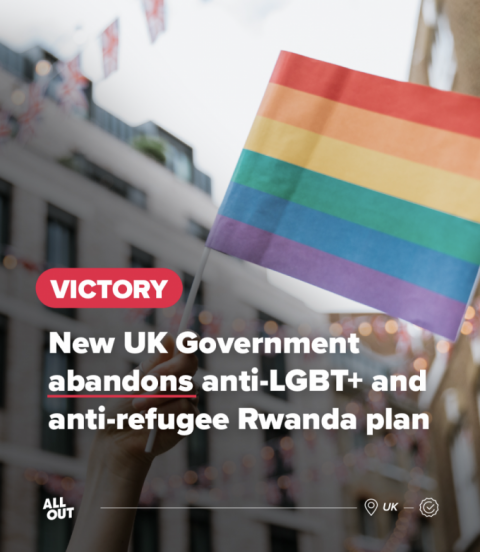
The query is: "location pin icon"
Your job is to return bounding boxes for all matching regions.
[365,499,378,516]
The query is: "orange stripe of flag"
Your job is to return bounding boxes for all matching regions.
[258,83,480,182]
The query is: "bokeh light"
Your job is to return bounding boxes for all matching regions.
[384,433,397,447]
[3,255,17,269]
[465,306,475,320]
[11,89,25,105]
[346,402,360,415]
[35,59,52,76]
[358,322,372,336]
[298,323,311,336]
[264,320,278,335]
[61,477,75,491]
[277,475,290,489]
[232,318,246,332]
[329,322,343,337]
[204,466,218,481]
[413,357,428,371]
[436,340,451,354]
[184,471,198,485]
[222,461,236,475]
[385,319,398,334]
[242,454,255,468]
[261,446,274,460]
[368,389,382,402]
[198,310,213,325]
[280,436,294,451]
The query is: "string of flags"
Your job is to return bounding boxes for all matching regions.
[56,55,89,112]
[101,19,120,78]
[16,81,46,143]
[0,0,166,143]
[143,0,166,43]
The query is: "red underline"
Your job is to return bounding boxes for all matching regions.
[47,395,197,399]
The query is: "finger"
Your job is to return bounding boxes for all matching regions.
[136,331,199,381]
[132,367,199,411]
[140,333,176,374]
[149,350,198,378]
[128,333,175,380]
[131,354,198,410]
[129,336,197,403]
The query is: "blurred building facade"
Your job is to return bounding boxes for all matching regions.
[0,42,347,552]
[329,316,440,552]
[0,38,445,552]
[410,0,480,97]
[410,3,480,551]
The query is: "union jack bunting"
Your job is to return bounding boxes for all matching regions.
[0,111,12,144]
[101,19,119,78]
[17,81,46,143]
[143,0,165,43]
[56,55,89,113]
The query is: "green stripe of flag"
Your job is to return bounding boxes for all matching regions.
[236,149,480,266]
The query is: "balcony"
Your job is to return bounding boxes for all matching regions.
[0,42,212,197]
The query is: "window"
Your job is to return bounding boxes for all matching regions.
[410,519,434,552]
[132,122,195,185]
[450,424,480,548]
[47,205,76,318]
[91,105,135,144]
[358,499,376,537]
[0,463,3,546]
[188,391,208,469]
[60,153,147,209]
[38,487,73,552]
[183,273,206,369]
[477,380,480,426]
[130,246,155,326]
[189,509,212,552]
[133,509,159,552]
[172,148,193,183]
[187,220,210,242]
[131,246,154,269]
[0,179,12,258]
[0,42,26,80]
[193,169,212,196]
[264,423,294,507]
[258,312,287,400]
[47,205,76,268]
[270,525,298,552]
[428,9,457,91]
[41,342,74,456]
[0,315,7,408]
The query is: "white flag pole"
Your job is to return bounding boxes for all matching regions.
[144,246,211,453]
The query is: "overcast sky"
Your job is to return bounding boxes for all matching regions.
[0,0,422,313]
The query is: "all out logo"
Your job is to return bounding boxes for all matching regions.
[43,496,74,521]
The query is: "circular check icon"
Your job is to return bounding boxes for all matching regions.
[419,498,439,517]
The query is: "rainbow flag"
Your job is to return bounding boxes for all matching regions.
[206,51,480,340]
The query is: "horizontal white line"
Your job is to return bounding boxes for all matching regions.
[101,506,358,510]
[403,507,415,509]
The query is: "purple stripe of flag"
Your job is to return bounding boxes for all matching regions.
[207,215,465,340]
